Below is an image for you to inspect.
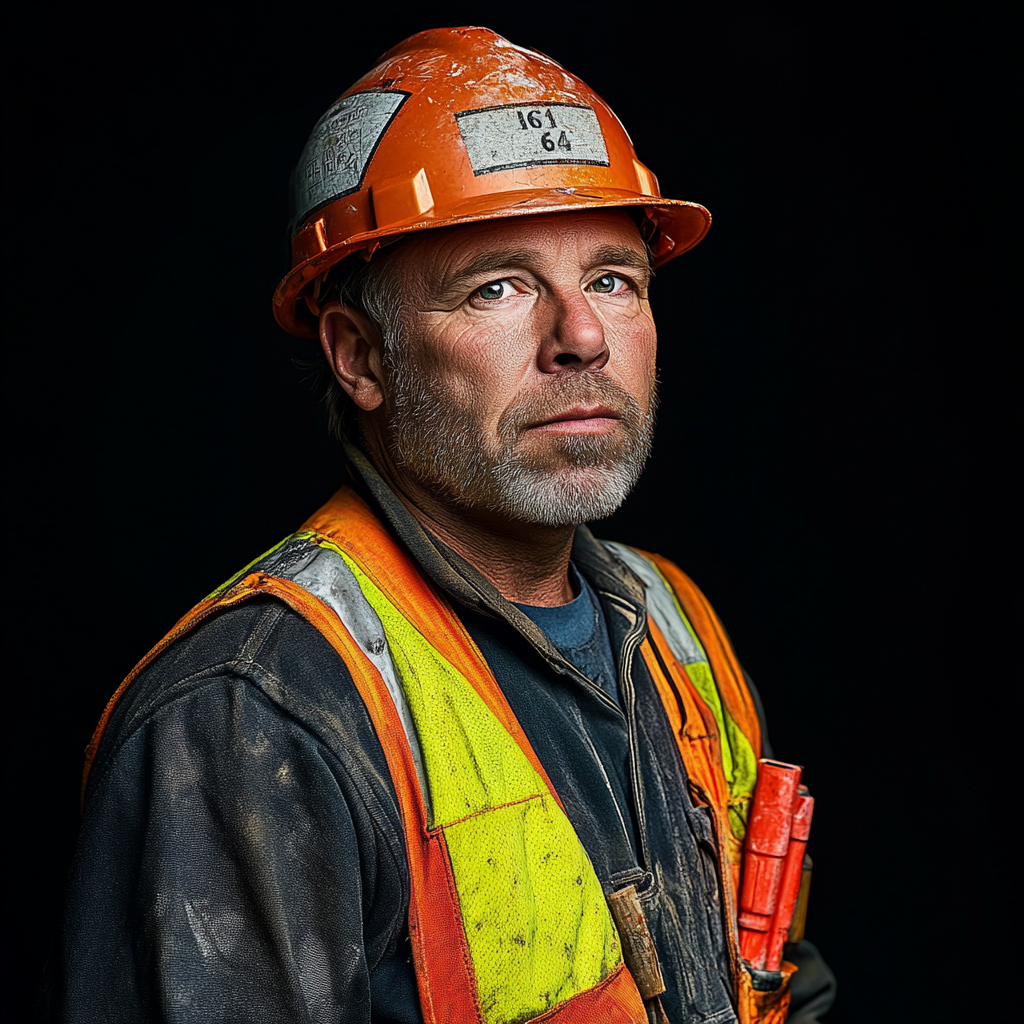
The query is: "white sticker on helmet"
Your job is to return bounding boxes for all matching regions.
[455,103,609,176]
[293,90,408,226]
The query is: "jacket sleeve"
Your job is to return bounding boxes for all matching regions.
[39,602,416,1023]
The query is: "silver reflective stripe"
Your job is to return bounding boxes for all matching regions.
[604,542,707,666]
[455,102,609,176]
[293,90,408,226]
[254,536,319,579]
[262,538,432,820]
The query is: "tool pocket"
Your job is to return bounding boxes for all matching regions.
[737,960,797,1024]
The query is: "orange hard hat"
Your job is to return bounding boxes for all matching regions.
[273,26,711,337]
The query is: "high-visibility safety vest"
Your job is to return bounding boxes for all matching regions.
[85,488,795,1024]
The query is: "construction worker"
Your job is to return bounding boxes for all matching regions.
[40,27,835,1024]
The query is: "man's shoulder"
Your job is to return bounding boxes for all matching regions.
[89,491,405,782]
[92,597,363,778]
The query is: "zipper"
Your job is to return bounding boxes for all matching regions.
[581,590,653,876]
[617,603,653,874]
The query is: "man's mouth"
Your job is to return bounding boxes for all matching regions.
[526,404,622,435]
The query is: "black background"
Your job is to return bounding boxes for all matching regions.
[6,5,1016,1021]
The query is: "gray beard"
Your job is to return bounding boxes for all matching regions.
[381,352,657,528]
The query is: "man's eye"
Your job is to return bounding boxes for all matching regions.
[474,280,514,301]
[589,274,628,294]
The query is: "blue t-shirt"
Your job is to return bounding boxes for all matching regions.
[514,563,620,705]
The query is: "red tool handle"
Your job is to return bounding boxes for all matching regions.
[764,793,814,970]
[738,759,802,968]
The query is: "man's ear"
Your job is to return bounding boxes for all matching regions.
[319,301,386,412]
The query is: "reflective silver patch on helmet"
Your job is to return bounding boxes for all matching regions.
[455,103,609,177]
[293,90,408,227]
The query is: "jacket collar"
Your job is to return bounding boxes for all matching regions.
[342,442,649,686]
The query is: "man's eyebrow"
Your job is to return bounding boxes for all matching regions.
[587,245,654,273]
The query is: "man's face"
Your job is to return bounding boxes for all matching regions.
[375,209,658,527]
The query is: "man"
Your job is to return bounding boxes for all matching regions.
[41,27,835,1024]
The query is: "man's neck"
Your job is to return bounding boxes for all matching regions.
[361,442,577,607]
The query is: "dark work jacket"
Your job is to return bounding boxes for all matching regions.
[39,449,836,1023]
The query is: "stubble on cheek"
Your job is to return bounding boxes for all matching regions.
[381,334,495,492]
[384,316,523,458]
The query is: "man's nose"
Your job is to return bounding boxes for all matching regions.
[535,289,610,373]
